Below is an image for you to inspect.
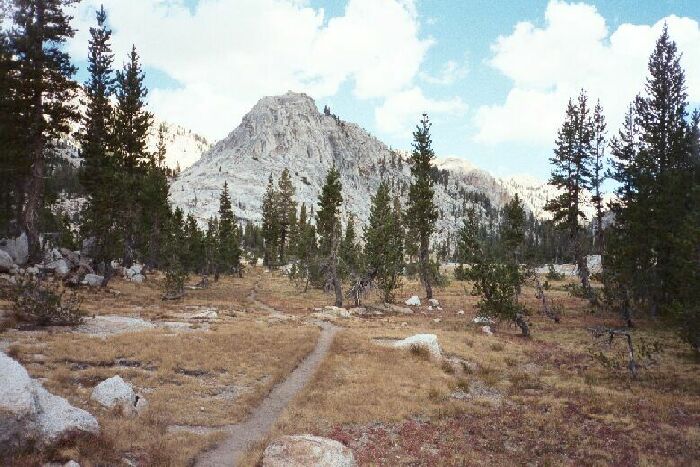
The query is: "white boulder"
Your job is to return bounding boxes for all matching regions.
[0,232,28,266]
[91,375,136,409]
[81,274,104,287]
[0,352,98,453]
[0,250,13,273]
[392,333,442,360]
[191,309,218,319]
[45,259,70,276]
[262,434,356,467]
[129,273,145,284]
[405,295,421,306]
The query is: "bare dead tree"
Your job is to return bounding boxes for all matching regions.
[589,326,638,378]
[534,273,560,323]
[346,271,374,306]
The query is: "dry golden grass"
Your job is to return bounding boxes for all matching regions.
[2,269,320,466]
[240,274,700,466]
[3,268,699,466]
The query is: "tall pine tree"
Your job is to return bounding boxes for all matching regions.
[11,0,78,262]
[545,90,595,301]
[316,167,343,306]
[406,114,438,299]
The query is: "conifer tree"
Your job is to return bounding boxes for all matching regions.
[340,213,361,277]
[608,27,699,350]
[277,168,296,263]
[217,182,241,275]
[454,208,480,280]
[316,167,343,306]
[590,101,607,254]
[406,114,438,299]
[79,5,120,270]
[261,175,279,267]
[500,193,525,264]
[0,20,20,234]
[11,0,78,262]
[545,90,595,301]
[364,182,404,303]
[183,213,205,273]
[294,202,318,291]
[114,45,152,265]
[139,125,171,268]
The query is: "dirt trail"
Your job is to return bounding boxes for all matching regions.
[195,320,338,466]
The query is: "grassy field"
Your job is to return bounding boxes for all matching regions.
[1,268,698,466]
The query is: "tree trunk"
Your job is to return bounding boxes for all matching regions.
[21,140,45,264]
[514,313,530,337]
[419,233,433,299]
[330,228,342,307]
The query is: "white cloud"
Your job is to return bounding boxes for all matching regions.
[475,0,700,145]
[68,0,435,140]
[420,59,468,85]
[375,86,466,136]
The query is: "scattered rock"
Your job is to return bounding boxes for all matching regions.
[428,306,433,311]
[91,375,137,409]
[263,434,356,467]
[0,232,28,266]
[405,295,421,306]
[0,250,13,273]
[191,309,218,320]
[81,273,104,287]
[45,259,70,276]
[76,316,155,336]
[0,351,99,454]
[432,318,442,324]
[481,326,493,336]
[324,306,351,318]
[400,321,408,327]
[473,316,494,324]
[392,334,442,360]
[456,310,465,315]
[428,298,440,307]
[130,274,145,284]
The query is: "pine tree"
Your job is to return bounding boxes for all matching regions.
[183,213,205,273]
[78,5,120,270]
[0,21,21,234]
[217,182,241,276]
[590,101,607,254]
[113,45,152,265]
[608,26,699,350]
[261,174,279,267]
[406,114,438,299]
[277,168,296,264]
[294,203,318,291]
[545,90,595,301]
[139,125,171,268]
[500,193,525,264]
[11,0,79,262]
[454,208,480,280]
[340,213,361,277]
[316,167,343,306]
[364,182,404,303]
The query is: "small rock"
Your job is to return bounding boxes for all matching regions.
[129,273,145,284]
[428,298,440,307]
[428,306,433,311]
[432,318,441,324]
[456,310,465,315]
[192,309,218,319]
[91,375,136,409]
[263,434,356,467]
[392,334,442,360]
[481,325,493,336]
[405,295,421,306]
[0,250,13,273]
[473,316,494,324]
[81,273,104,287]
[400,321,408,327]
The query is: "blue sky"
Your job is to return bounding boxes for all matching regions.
[69,0,700,179]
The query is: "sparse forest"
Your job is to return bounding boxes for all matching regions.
[0,1,697,466]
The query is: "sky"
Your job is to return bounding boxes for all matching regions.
[66,0,700,179]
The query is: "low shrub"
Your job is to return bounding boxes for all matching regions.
[11,275,84,326]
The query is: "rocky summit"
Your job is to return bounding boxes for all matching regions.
[170,92,521,238]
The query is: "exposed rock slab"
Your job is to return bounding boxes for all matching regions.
[262,434,356,467]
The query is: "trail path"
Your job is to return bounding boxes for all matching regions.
[195,273,339,466]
